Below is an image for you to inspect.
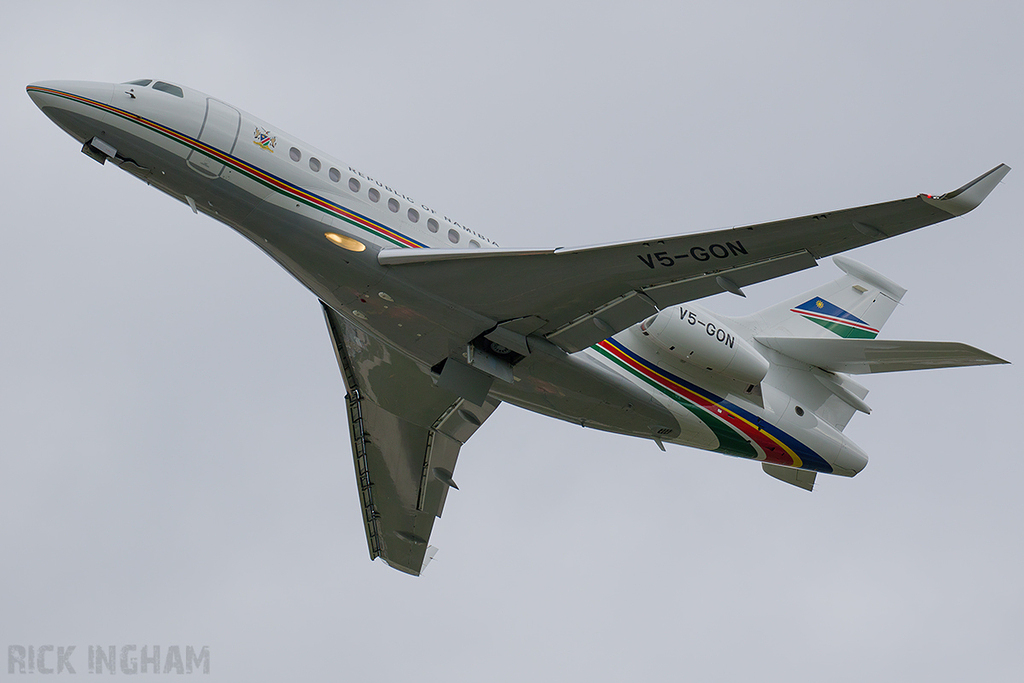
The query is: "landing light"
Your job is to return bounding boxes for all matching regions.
[324,232,365,252]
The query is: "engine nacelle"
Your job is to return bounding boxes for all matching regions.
[641,305,769,386]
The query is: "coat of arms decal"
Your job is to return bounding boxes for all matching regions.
[253,127,277,152]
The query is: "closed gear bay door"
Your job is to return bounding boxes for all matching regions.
[187,98,240,178]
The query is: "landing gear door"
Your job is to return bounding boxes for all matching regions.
[187,98,240,178]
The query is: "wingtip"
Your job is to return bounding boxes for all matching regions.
[921,163,1010,216]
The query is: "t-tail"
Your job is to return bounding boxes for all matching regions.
[741,255,907,341]
[728,256,1008,491]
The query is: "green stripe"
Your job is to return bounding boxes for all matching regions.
[805,317,878,339]
[594,346,758,459]
[48,89,414,248]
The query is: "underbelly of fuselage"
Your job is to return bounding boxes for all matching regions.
[89,117,681,441]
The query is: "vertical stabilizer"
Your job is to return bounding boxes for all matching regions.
[738,256,906,339]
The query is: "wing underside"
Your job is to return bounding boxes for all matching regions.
[323,303,499,575]
[379,165,1009,353]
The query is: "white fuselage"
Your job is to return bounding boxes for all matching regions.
[27,79,868,479]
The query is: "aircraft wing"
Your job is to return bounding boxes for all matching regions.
[322,303,499,575]
[380,164,1009,352]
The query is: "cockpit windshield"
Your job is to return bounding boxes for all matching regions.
[120,79,184,98]
[152,81,184,98]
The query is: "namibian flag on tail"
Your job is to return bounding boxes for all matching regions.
[732,256,905,339]
[790,298,879,339]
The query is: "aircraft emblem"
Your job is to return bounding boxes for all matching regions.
[253,126,277,152]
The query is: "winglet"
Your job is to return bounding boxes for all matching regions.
[921,163,1010,216]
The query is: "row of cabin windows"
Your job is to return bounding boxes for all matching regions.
[125,81,485,245]
[288,145,479,247]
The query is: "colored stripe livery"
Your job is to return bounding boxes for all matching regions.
[594,338,833,473]
[26,86,428,249]
[791,297,879,339]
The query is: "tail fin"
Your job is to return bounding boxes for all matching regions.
[739,256,906,339]
[735,256,1008,436]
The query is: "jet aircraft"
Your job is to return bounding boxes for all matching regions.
[28,79,1009,575]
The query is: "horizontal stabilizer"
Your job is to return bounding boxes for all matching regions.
[755,337,1009,374]
[763,463,816,491]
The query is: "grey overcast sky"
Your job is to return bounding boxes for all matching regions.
[3,1,1022,681]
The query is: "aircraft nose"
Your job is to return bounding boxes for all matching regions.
[27,80,115,141]
[27,80,115,107]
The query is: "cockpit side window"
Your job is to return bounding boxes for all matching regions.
[153,81,184,98]
[124,79,152,86]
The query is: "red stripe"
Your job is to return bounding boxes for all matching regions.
[597,340,798,466]
[790,308,878,332]
[29,86,425,249]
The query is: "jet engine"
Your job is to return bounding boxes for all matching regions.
[640,305,769,385]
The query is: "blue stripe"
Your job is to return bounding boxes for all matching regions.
[605,338,833,473]
[30,86,431,249]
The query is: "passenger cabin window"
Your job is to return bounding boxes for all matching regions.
[329,168,341,182]
[348,178,361,192]
[289,147,301,162]
[368,188,380,202]
[407,208,419,223]
[469,240,481,248]
[309,157,321,172]
[388,198,400,213]
[448,229,460,244]
[153,81,184,98]
[427,218,439,233]
[125,79,152,86]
